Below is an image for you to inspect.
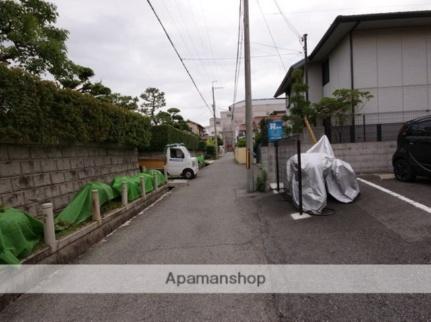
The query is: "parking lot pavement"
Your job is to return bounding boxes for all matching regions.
[360,174,431,208]
[257,176,431,320]
[258,185,431,264]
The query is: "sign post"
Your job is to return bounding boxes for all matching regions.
[267,120,284,192]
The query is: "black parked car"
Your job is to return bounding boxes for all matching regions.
[393,115,431,182]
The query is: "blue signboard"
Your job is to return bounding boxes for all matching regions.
[267,120,284,143]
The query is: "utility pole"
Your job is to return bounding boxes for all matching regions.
[301,33,317,143]
[244,0,254,192]
[211,81,223,159]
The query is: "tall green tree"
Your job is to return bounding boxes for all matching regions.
[140,87,166,124]
[0,0,139,111]
[155,107,191,131]
[0,0,83,79]
[106,93,139,110]
[284,69,316,133]
[314,88,373,126]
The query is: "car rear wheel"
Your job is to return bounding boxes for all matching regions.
[394,158,416,182]
[183,169,195,179]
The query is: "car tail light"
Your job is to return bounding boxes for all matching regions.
[398,124,407,137]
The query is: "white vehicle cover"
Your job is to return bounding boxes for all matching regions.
[286,136,360,214]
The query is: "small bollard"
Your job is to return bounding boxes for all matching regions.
[91,189,102,223]
[154,174,159,192]
[121,180,128,207]
[41,203,57,251]
[140,176,146,199]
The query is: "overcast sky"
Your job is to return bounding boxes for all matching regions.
[51,0,431,126]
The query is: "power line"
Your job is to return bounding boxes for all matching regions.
[161,0,213,90]
[198,0,219,82]
[231,0,243,120]
[146,0,212,112]
[252,42,302,53]
[255,0,286,70]
[183,53,300,61]
[272,0,302,45]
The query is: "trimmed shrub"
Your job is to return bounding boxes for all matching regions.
[198,140,207,152]
[236,137,246,147]
[148,124,200,151]
[256,167,267,192]
[205,144,216,159]
[0,66,151,148]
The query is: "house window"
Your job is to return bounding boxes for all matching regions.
[322,59,329,86]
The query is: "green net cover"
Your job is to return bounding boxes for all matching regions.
[55,182,114,231]
[136,173,155,193]
[0,208,44,264]
[196,155,205,167]
[142,169,166,185]
[111,176,141,202]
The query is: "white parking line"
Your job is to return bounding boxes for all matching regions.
[358,178,431,214]
[290,212,312,220]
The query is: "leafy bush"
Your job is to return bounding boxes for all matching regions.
[198,140,207,152]
[0,66,151,148]
[147,124,200,151]
[256,167,267,192]
[236,137,246,147]
[205,144,216,159]
[196,155,205,168]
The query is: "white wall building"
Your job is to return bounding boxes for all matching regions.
[275,10,431,142]
[220,98,287,150]
[205,117,222,138]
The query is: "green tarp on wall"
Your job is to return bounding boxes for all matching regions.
[55,182,114,231]
[111,176,141,202]
[0,171,167,263]
[111,171,161,202]
[137,173,155,194]
[142,169,166,186]
[0,208,44,264]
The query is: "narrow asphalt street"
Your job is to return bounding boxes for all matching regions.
[2,153,431,321]
[0,153,278,321]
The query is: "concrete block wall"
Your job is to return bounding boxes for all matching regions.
[0,144,139,217]
[332,141,397,174]
[260,140,397,184]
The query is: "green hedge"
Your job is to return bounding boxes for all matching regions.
[148,124,200,151]
[0,66,151,148]
[205,144,216,159]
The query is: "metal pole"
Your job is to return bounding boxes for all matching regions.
[275,141,280,192]
[244,0,254,192]
[349,30,356,143]
[297,139,303,215]
[363,114,366,142]
[303,34,309,102]
[211,82,218,159]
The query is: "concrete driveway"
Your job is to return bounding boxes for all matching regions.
[2,154,431,321]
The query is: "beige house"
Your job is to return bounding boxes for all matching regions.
[186,120,205,138]
[275,10,431,142]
